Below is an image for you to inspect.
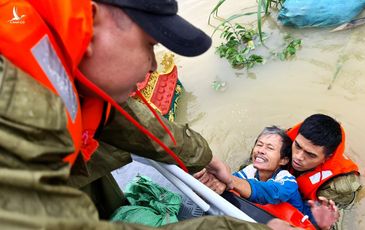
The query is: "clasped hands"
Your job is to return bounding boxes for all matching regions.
[194,156,233,195]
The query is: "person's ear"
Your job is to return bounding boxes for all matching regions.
[85,2,102,58]
[279,157,290,166]
[91,2,101,25]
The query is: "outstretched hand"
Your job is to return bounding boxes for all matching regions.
[194,156,235,194]
[308,196,340,230]
[194,168,227,194]
[205,156,234,189]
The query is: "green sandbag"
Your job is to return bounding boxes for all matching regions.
[111,176,182,227]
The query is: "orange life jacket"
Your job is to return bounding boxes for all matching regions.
[0,0,93,165]
[0,0,188,171]
[287,123,359,200]
[256,203,315,230]
[229,190,316,230]
[80,97,112,161]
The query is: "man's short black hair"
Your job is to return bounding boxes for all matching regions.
[298,114,342,156]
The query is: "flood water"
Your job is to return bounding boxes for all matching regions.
[158,0,365,228]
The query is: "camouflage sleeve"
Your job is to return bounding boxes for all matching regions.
[317,173,361,208]
[1,208,269,230]
[0,57,75,164]
[158,216,270,230]
[100,98,213,173]
[88,216,269,230]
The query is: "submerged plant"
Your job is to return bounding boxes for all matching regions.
[211,78,227,91]
[216,23,264,69]
[277,35,302,60]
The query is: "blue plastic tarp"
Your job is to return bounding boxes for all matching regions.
[278,0,365,27]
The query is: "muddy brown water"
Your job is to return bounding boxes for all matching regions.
[157,0,364,228]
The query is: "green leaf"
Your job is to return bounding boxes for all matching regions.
[257,0,264,44]
[278,53,285,61]
[264,0,271,15]
[209,0,227,25]
[211,11,258,36]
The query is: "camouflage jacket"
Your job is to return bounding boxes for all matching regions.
[0,56,271,229]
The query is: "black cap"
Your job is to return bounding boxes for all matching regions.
[94,0,212,57]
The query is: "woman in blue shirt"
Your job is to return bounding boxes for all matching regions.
[231,126,304,213]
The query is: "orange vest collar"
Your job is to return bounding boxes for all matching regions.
[1,0,188,172]
[27,0,93,73]
[0,0,85,165]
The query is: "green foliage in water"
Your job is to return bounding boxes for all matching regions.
[210,0,302,70]
[216,24,263,69]
[277,35,302,60]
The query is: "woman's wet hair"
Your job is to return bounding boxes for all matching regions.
[299,114,341,157]
[254,125,293,162]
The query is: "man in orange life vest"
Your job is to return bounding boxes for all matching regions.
[0,0,289,229]
[286,114,361,230]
